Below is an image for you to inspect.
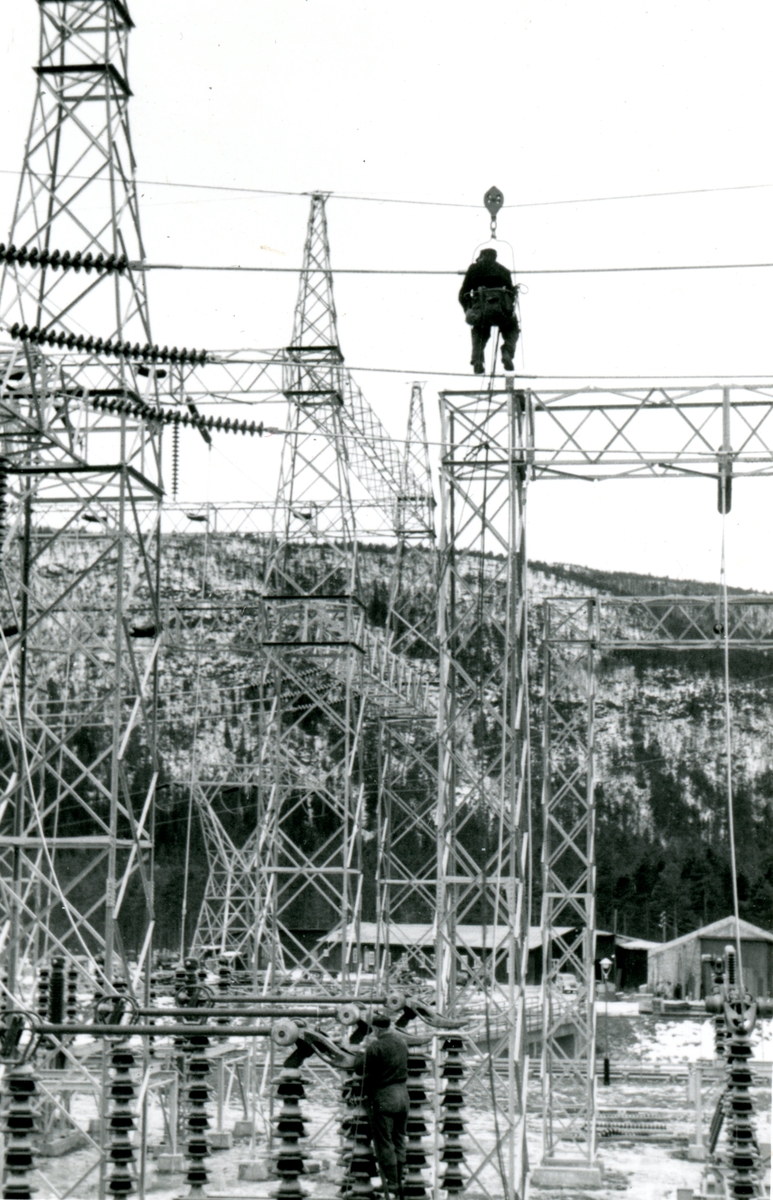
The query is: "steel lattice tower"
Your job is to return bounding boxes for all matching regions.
[0,0,153,382]
[436,382,531,1199]
[0,0,160,1011]
[374,383,438,975]
[256,193,366,985]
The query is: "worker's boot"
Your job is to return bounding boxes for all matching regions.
[472,358,485,375]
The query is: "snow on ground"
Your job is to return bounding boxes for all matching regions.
[23,1009,773,1198]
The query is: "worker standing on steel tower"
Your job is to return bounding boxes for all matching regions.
[356,1013,409,1200]
[459,246,519,374]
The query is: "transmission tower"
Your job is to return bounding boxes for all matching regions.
[435,381,531,1199]
[186,201,438,985]
[372,383,438,976]
[253,193,367,985]
[0,0,160,1007]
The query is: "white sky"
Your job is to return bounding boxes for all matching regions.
[3,2,773,589]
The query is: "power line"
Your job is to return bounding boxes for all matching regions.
[2,168,772,211]
[137,258,773,277]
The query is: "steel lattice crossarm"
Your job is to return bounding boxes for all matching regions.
[543,594,773,648]
[447,383,773,482]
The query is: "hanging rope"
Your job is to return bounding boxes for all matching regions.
[719,510,744,988]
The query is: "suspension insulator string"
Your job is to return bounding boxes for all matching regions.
[172,423,180,500]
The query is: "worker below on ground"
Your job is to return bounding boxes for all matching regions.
[357,1013,409,1200]
[459,246,519,374]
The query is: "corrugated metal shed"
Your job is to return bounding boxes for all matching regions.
[321,922,573,950]
[648,916,773,999]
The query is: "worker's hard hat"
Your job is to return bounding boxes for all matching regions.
[371,1013,391,1028]
[479,248,498,259]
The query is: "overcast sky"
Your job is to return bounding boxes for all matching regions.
[2,2,773,589]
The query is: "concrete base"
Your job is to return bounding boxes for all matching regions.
[238,1161,271,1182]
[233,1120,255,1138]
[156,1153,185,1173]
[531,1160,604,1188]
[687,1143,706,1161]
[38,1131,88,1157]
[209,1131,233,1150]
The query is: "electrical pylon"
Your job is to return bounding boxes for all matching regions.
[0,0,160,1013]
[253,193,367,986]
[374,383,438,976]
[436,381,531,1200]
[388,382,437,658]
[187,201,438,983]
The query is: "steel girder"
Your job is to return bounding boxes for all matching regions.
[436,384,530,1200]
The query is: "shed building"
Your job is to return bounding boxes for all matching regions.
[647,916,773,1000]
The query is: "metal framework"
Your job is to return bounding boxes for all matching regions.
[254,194,367,986]
[0,0,161,1005]
[540,597,597,1167]
[539,590,773,1173]
[527,383,773,481]
[436,383,530,1200]
[0,7,162,1198]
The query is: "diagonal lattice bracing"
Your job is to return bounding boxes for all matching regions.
[0,475,160,999]
[437,385,531,1200]
[255,194,368,989]
[0,13,163,1194]
[538,591,773,1170]
[540,598,597,1167]
[0,1,162,476]
[526,384,773,480]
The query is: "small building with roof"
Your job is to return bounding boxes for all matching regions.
[647,916,773,1000]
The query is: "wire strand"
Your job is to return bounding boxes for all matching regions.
[137,258,773,277]
[5,168,773,211]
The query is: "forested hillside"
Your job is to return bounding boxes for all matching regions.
[141,536,773,952]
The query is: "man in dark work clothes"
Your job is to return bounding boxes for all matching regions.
[459,246,519,374]
[357,1013,409,1200]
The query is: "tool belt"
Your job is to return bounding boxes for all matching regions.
[464,286,515,326]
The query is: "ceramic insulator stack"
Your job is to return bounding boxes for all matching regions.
[66,963,78,1023]
[438,1037,465,1193]
[272,1051,311,1200]
[183,1032,211,1198]
[339,1065,377,1200]
[724,1021,761,1199]
[107,1047,137,1197]
[404,1047,430,1200]
[2,1064,38,1200]
[36,964,50,1028]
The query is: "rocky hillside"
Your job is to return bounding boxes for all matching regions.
[146,535,773,950]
